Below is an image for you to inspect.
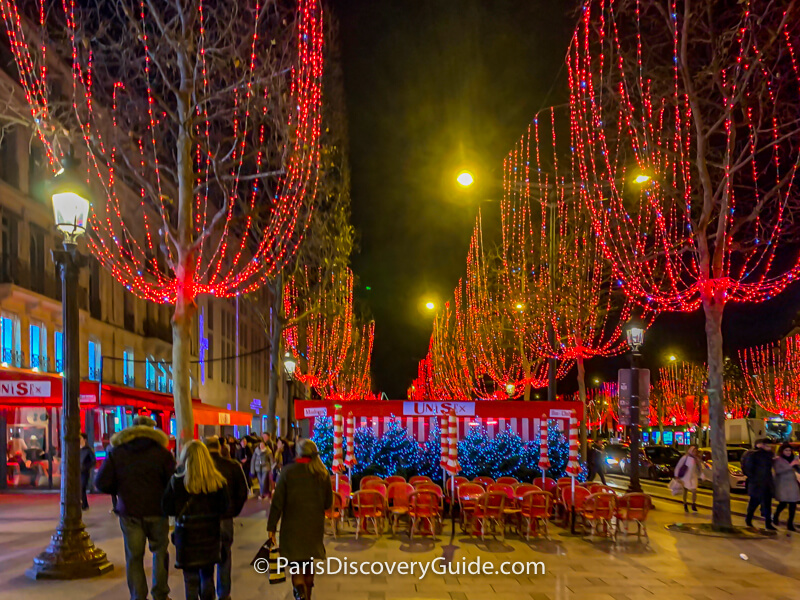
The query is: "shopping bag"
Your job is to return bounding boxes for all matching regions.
[668,478,684,496]
[251,539,286,584]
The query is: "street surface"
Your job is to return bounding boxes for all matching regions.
[1,490,798,600]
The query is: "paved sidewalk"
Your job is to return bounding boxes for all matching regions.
[1,491,799,600]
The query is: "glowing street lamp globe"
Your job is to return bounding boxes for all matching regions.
[625,319,645,354]
[425,301,435,310]
[283,351,297,380]
[50,157,91,244]
[505,382,516,397]
[456,170,474,187]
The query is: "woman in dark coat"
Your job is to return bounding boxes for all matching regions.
[163,440,230,600]
[773,443,800,530]
[267,439,332,600]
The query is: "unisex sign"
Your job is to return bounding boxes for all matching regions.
[402,402,476,417]
[0,381,52,397]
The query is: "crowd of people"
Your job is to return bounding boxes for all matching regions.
[89,416,317,600]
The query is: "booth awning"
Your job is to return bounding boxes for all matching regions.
[192,402,252,427]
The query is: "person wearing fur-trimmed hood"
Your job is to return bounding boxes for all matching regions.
[96,416,176,600]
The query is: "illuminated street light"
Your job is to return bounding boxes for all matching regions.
[515,302,525,311]
[425,301,435,310]
[283,350,297,380]
[632,173,651,184]
[456,170,474,187]
[667,354,677,362]
[505,382,516,397]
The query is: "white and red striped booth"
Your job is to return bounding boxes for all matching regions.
[295,399,584,442]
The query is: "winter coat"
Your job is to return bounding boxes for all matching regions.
[236,444,253,476]
[742,448,775,497]
[95,426,176,517]
[251,446,272,476]
[80,445,95,475]
[266,459,333,562]
[210,452,249,519]
[674,454,701,490]
[162,473,230,569]
[773,456,800,503]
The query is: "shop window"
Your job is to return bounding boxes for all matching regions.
[123,348,135,386]
[29,322,47,371]
[1,313,21,366]
[88,338,101,380]
[145,356,156,390]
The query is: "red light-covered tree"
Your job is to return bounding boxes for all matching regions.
[569,0,800,528]
[740,335,800,421]
[0,0,324,444]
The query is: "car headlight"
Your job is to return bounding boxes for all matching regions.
[605,457,618,465]
[729,467,743,476]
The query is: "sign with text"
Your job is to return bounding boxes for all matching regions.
[618,368,650,426]
[402,402,476,417]
[549,409,573,419]
[218,412,231,425]
[0,381,52,397]
[304,407,328,418]
[79,394,97,404]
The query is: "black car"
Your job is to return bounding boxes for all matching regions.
[602,443,682,480]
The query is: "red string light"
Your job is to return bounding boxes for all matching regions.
[740,335,800,420]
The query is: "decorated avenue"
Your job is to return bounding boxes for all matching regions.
[2,1,800,600]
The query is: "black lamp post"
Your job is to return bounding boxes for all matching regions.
[27,157,112,579]
[625,319,645,494]
[283,350,297,428]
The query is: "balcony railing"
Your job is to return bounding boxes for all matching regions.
[88,365,101,381]
[30,354,49,372]
[123,374,135,387]
[1,348,24,368]
[55,358,63,373]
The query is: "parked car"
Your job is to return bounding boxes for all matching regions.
[603,443,681,480]
[698,447,747,492]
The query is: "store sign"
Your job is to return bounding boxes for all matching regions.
[304,407,327,418]
[402,402,476,417]
[549,409,572,419]
[0,381,51,397]
[218,413,231,425]
[79,394,97,404]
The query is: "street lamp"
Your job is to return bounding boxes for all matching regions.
[28,156,111,579]
[283,350,297,381]
[624,318,645,494]
[456,170,474,187]
[283,350,298,432]
[425,301,435,311]
[505,382,516,398]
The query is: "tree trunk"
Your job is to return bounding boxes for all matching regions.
[577,356,588,462]
[703,297,733,530]
[172,292,195,449]
[266,274,283,435]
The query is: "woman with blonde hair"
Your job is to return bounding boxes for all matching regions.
[267,438,332,600]
[163,440,230,600]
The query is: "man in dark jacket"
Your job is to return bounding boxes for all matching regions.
[742,439,776,530]
[95,416,175,600]
[587,441,607,484]
[206,436,249,600]
[79,433,95,510]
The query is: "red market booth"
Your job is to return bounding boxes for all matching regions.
[1,369,251,490]
[294,399,584,442]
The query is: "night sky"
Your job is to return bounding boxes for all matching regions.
[332,1,800,398]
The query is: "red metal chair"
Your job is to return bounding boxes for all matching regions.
[408,490,440,539]
[514,483,541,498]
[473,476,494,487]
[587,483,617,495]
[615,493,652,540]
[560,484,592,529]
[470,491,507,541]
[352,490,386,539]
[579,492,617,539]
[409,475,432,486]
[417,482,445,524]
[363,480,388,498]
[488,484,519,533]
[539,477,557,495]
[325,491,346,538]
[360,475,383,488]
[386,475,406,486]
[387,482,414,534]
[457,482,484,531]
[496,476,519,486]
[331,479,351,503]
[487,483,514,499]
[518,491,552,540]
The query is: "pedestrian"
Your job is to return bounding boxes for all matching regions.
[587,440,607,485]
[772,442,800,531]
[742,438,776,530]
[163,440,230,600]
[95,416,175,600]
[205,436,249,600]
[674,445,702,512]
[101,433,117,514]
[267,439,333,600]
[237,437,254,490]
[252,439,273,500]
[79,433,95,510]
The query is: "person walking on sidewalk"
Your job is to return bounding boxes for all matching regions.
[205,436,249,600]
[674,445,702,512]
[587,441,607,484]
[79,433,95,510]
[742,438,776,530]
[163,440,230,600]
[252,439,273,500]
[267,439,333,600]
[772,442,800,531]
[95,416,175,600]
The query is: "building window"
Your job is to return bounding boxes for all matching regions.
[145,356,156,390]
[29,224,46,295]
[29,322,47,371]
[1,314,20,366]
[157,360,169,393]
[207,304,214,381]
[54,330,63,373]
[123,348,135,386]
[0,127,19,187]
[88,338,101,380]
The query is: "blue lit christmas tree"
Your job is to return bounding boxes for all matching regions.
[488,427,524,478]
[369,419,420,478]
[311,416,334,470]
[456,425,495,478]
[351,425,377,477]
[418,422,443,481]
